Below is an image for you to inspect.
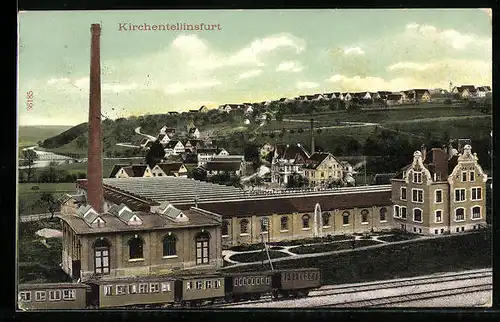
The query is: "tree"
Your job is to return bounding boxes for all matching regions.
[286,173,309,189]
[37,192,59,219]
[145,140,164,167]
[192,167,207,181]
[244,145,262,170]
[22,149,37,183]
[274,110,284,123]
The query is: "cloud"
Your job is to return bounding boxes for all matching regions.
[276,61,303,72]
[164,79,222,95]
[238,69,263,80]
[296,81,319,90]
[47,77,69,85]
[344,47,365,55]
[405,23,491,50]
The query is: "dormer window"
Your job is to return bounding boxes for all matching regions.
[413,172,422,184]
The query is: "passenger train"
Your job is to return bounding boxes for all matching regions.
[18,267,322,309]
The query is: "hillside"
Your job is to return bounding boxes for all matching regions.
[18,125,73,148]
[39,123,88,150]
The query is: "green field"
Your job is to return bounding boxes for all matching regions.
[290,239,381,255]
[18,183,76,215]
[18,125,73,148]
[225,230,491,285]
[229,250,291,263]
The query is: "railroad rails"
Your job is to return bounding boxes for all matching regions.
[214,268,492,308]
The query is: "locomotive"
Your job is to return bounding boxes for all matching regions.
[18,267,322,309]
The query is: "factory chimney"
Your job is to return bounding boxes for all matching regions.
[310,118,315,155]
[86,23,104,213]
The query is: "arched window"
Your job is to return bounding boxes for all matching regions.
[128,236,144,260]
[162,234,177,257]
[361,209,369,223]
[322,212,331,227]
[260,218,269,232]
[342,212,350,225]
[280,216,289,231]
[195,231,210,265]
[302,215,310,229]
[455,208,465,221]
[222,220,229,236]
[380,208,387,222]
[93,238,110,275]
[472,206,481,219]
[413,208,423,222]
[240,219,249,234]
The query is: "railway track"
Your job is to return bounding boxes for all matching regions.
[211,269,491,308]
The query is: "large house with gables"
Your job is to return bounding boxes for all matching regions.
[271,144,311,185]
[163,140,185,157]
[304,152,346,186]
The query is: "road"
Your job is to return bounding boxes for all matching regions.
[19,213,60,222]
[134,127,157,141]
[214,268,491,308]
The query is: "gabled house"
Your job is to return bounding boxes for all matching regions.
[188,127,201,139]
[139,138,151,149]
[114,165,153,178]
[197,148,219,167]
[160,126,176,136]
[164,140,185,157]
[333,92,344,100]
[151,162,188,177]
[284,97,296,103]
[203,160,244,177]
[109,164,130,178]
[353,92,372,100]
[303,152,345,186]
[342,93,353,101]
[297,95,308,101]
[453,85,477,99]
[271,143,311,185]
[167,111,179,116]
[405,89,431,103]
[199,105,208,113]
[322,93,335,100]
[475,87,489,98]
[386,94,404,105]
[184,139,205,153]
[245,105,254,115]
[377,91,392,100]
[157,133,171,145]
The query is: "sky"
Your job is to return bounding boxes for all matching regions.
[18,9,492,126]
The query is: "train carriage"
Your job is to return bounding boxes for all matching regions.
[224,271,274,301]
[271,268,322,299]
[18,283,89,310]
[85,276,176,308]
[174,274,225,306]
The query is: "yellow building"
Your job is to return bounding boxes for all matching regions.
[391,145,487,235]
[303,152,345,186]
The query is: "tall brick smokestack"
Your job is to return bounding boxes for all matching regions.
[87,23,103,213]
[310,118,315,155]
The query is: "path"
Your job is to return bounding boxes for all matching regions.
[134,127,157,141]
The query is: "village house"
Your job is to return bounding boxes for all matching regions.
[183,139,205,154]
[59,200,222,281]
[188,127,201,139]
[203,160,244,178]
[260,143,274,158]
[377,91,392,100]
[428,89,450,102]
[342,93,353,101]
[452,85,477,100]
[157,133,171,145]
[391,144,487,236]
[303,152,345,186]
[167,111,179,116]
[111,165,154,178]
[151,163,188,178]
[333,92,344,100]
[159,126,176,136]
[271,144,311,185]
[404,89,431,103]
[163,140,185,157]
[386,93,404,106]
[199,105,208,113]
[353,92,372,101]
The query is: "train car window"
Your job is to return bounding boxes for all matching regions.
[215,280,221,289]
[35,291,46,302]
[250,278,254,285]
[129,284,137,294]
[18,291,31,302]
[265,277,270,284]
[234,279,239,287]
[206,281,212,289]
[186,282,192,290]
[256,278,260,285]
[63,289,76,300]
[196,281,203,290]
[150,283,160,293]
[161,282,171,292]
[247,278,251,285]
[261,277,265,284]
[138,283,149,294]
[115,285,126,296]
[48,290,62,301]
[104,285,113,296]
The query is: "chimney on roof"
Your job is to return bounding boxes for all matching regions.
[86,23,104,213]
[310,118,315,155]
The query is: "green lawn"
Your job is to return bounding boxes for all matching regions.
[290,239,381,255]
[229,250,291,263]
[377,234,420,242]
[18,183,76,195]
[268,235,354,247]
[225,230,491,285]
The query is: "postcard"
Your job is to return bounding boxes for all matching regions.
[17,9,492,310]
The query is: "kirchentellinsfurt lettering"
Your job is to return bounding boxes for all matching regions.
[118,23,222,31]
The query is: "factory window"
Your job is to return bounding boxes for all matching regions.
[471,188,482,201]
[18,291,31,302]
[128,284,137,294]
[472,206,481,219]
[302,215,310,229]
[35,291,46,302]
[455,208,465,221]
[48,290,61,301]
[150,283,160,293]
[261,218,269,233]
[361,210,369,223]
[138,283,149,294]
[413,208,423,223]
[93,239,110,275]
[195,231,210,265]
[162,235,177,257]
[161,282,171,292]
[115,285,127,296]
[380,208,387,222]
[128,236,144,260]
[280,217,289,231]
[322,212,331,227]
[342,212,350,225]
[240,219,249,234]
[222,220,229,236]
[62,289,75,300]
